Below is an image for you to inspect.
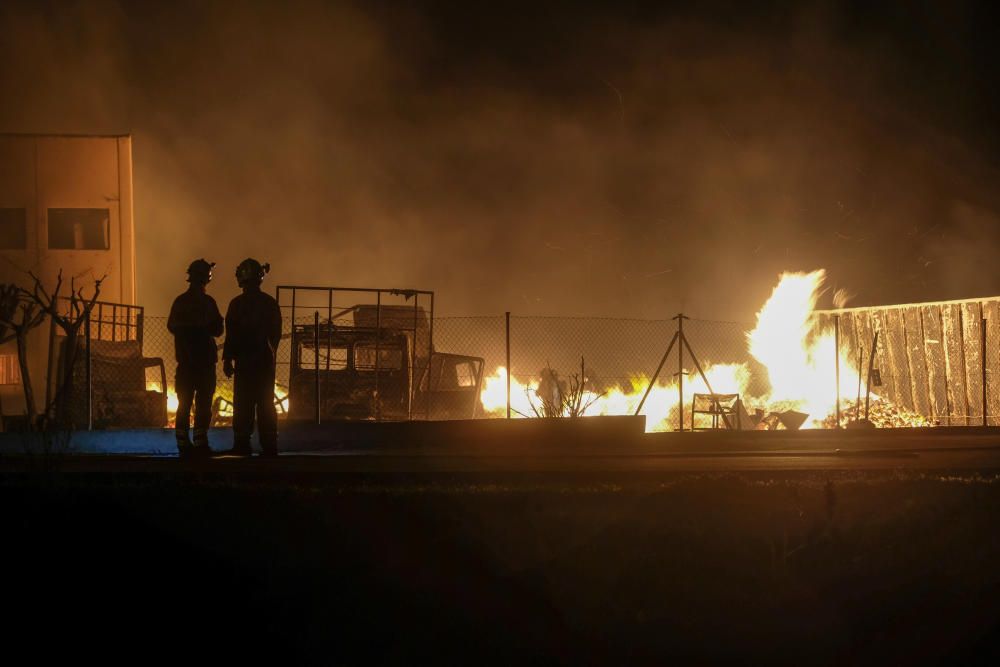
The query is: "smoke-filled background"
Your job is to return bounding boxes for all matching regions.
[1,0,999,317]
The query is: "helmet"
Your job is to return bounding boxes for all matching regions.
[235,258,270,287]
[186,259,215,284]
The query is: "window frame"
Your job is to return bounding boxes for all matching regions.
[0,208,27,250]
[46,207,111,251]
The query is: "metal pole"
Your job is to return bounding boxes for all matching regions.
[505,311,511,419]
[408,296,417,420]
[855,342,863,422]
[634,332,678,415]
[676,313,685,432]
[982,316,988,427]
[427,292,435,420]
[85,315,92,431]
[865,330,878,422]
[326,291,333,378]
[680,334,733,430]
[835,315,841,428]
[327,290,333,372]
[428,292,435,355]
[314,310,320,425]
[375,291,381,422]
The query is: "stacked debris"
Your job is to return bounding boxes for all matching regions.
[822,399,934,429]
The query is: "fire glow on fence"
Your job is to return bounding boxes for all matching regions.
[481,270,927,432]
[146,383,289,427]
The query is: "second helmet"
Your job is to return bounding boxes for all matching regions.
[235,258,270,287]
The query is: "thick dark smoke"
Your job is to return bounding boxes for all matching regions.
[2,0,999,318]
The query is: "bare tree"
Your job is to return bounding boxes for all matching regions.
[25,270,105,426]
[0,284,48,426]
[525,357,606,419]
[0,284,18,340]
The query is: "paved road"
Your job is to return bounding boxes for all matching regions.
[3,444,1000,475]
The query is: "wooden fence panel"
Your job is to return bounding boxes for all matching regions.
[839,312,860,416]
[921,305,949,424]
[961,302,984,424]
[839,312,859,368]
[854,311,875,417]
[882,308,914,412]
[872,310,899,407]
[902,306,931,419]
[984,300,1000,426]
[941,303,968,425]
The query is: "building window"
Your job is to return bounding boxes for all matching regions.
[48,208,110,250]
[298,344,348,370]
[0,208,27,250]
[354,345,403,371]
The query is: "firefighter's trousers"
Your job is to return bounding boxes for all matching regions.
[176,364,216,446]
[233,364,278,453]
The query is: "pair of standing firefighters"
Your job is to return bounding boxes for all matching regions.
[167,258,282,459]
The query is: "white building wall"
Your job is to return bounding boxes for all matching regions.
[0,134,137,419]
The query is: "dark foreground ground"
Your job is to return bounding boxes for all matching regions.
[3,463,1000,664]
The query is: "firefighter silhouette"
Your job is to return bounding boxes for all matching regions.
[168,259,224,459]
[220,258,282,457]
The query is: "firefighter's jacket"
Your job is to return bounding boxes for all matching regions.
[223,287,282,372]
[168,288,224,368]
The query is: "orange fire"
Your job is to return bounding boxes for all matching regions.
[480,269,918,431]
[146,382,289,425]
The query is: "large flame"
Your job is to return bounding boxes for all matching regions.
[746,270,869,428]
[480,269,890,431]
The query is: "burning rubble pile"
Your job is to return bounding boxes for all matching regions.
[480,270,931,432]
[820,399,933,429]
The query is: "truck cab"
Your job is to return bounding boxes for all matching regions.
[281,289,484,422]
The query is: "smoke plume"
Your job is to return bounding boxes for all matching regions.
[1,0,998,318]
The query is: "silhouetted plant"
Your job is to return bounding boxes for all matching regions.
[25,270,105,427]
[525,357,605,418]
[0,283,48,427]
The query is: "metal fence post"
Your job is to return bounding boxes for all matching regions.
[85,315,92,431]
[982,315,988,427]
[314,311,321,425]
[409,295,417,421]
[835,314,841,428]
[677,313,684,432]
[428,292,435,421]
[505,311,511,419]
[375,291,381,422]
[865,330,879,421]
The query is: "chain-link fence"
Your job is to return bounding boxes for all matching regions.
[51,297,1000,431]
[128,313,754,431]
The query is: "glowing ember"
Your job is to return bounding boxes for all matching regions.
[146,381,287,425]
[275,385,289,414]
[147,381,180,414]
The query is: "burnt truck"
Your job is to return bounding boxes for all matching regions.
[281,287,484,421]
[56,300,168,429]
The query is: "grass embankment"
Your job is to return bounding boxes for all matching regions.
[3,472,998,663]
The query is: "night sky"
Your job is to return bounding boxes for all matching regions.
[2,0,999,318]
